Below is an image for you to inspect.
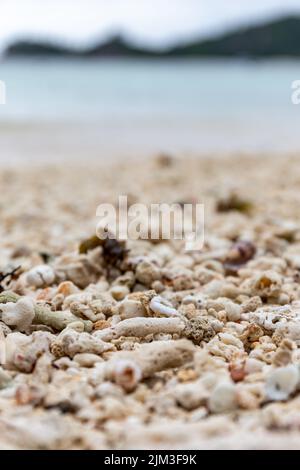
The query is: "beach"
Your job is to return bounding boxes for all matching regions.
[1,152,300,448]
[2,0,300,454]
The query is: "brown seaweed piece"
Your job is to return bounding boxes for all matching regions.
[79,235,103,254]
[216,193,253,214]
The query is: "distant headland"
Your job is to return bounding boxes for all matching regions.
[4,16,300,59]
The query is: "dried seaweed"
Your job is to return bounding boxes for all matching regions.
[79,235,128,269]
[216,193,253,214]
[79,235,103,254]
[101,238,128,268]
[39,252,54,264]
[0,266,21,293]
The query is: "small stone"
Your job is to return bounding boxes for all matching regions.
[208,382,237,413]
[73,353,103,367]
[110,285,129,301]
[118,298,146,319]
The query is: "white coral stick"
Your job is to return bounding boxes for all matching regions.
[96,317,185,341]
[106,339,195,379]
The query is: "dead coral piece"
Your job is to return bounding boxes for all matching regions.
[0,291,21,304]
[33,305,93,332]
[110,359,142,392]
[0,293,91,332]
[172,380,209,410]
[265,365,299,401]
[4,331,53,373]
[97,316,185,341]
[183,317,216,345]
[105,339,195,379]
[251,271,283,299]
[0,297,35,331]
[51,328,113,358]
[135,260,161,286]
[26,265,55,287]
[208,381,238,413]
[272,339,294,367]
[55,253,103,289]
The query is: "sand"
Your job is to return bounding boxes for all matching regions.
[1,152,300,449]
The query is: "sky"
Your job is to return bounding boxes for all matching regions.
[1,0,300,50]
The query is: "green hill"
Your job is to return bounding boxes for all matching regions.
[5,16,300,58]
[171,16,300,57]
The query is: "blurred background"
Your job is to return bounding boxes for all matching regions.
[0,0,300,162]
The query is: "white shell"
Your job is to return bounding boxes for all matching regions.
[150,296,179,317]
[266,365,299,401]
[26,265,55,287]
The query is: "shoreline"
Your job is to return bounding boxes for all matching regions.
[1,121,300,164]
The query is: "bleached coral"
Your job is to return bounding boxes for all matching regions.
[0,297,35,331]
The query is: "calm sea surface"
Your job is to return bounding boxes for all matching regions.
[0,58,300,154]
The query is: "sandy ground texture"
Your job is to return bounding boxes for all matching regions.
[1,153,300,449]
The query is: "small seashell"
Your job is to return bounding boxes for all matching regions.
[26,265,55,287]
[265,365,299,401]
[224,240,256,274]
[149,296,179,317]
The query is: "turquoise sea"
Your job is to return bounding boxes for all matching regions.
[0,58,300,155]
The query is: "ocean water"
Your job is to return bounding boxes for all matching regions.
[0,58,300,155]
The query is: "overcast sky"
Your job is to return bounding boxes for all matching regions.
[1,0,300,49]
